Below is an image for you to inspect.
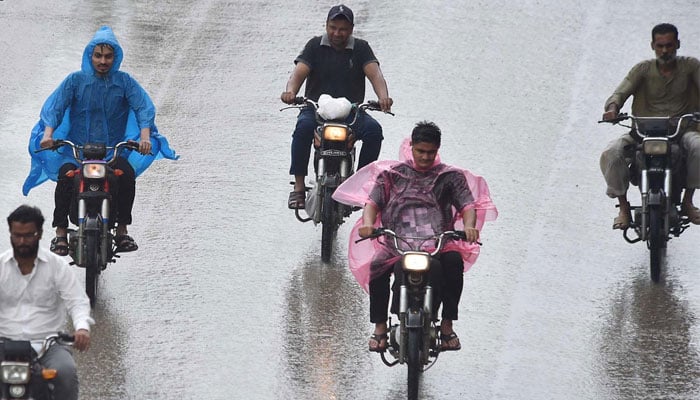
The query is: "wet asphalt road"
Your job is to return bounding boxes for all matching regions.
[1,0,700,399]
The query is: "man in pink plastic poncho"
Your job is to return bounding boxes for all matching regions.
[333,121,498,352]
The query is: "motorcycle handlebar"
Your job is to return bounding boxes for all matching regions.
[599,112,700,139]
[284,97,394,116]
[355,228,480,254]
[35,140,141,164]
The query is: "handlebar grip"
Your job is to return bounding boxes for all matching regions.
[293,97,306,105]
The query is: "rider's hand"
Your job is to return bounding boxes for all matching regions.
[39,136,54,149]
[358,225,374,238]
[602,110,618,121]
[138,138,152,155]
[280,91,296,104]
[602,103,619,121]
[463,227,480,243]
[73,329,90,352]
[378,97,393,113]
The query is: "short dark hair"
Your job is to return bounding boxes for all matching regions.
[652,23,678,41]
[7,205,45,230]
[411,121,441,147]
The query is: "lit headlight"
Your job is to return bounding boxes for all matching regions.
[322,125,349,141]
[83,163,106,179]
[402,252,430,272]
[1,362,30,384]
[643,138,668,155]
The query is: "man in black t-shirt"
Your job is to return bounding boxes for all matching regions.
[281,4,393,209]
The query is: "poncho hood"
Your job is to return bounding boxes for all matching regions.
[82,26,124,75]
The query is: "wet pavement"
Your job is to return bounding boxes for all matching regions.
[1,0,700,398]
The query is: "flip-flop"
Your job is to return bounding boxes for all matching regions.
[439,331,461,351]
[681,205,700,225]
[612,213,630,230]
[115,235,138,252]
[50,236,69,256]
[368,333,388,353]
[288,191,305,209]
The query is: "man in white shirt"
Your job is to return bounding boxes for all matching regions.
[1,205,93,400]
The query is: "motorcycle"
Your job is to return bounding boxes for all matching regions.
[357,228,472,400]
[36,140,140,307]
[283,96,392,262]
[0,332,75,400]
[600,112,700,281]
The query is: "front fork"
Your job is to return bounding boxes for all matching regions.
[397,284,434,364]
[639,168,671,240]
[73,198,110,266]
[313,157,353,224]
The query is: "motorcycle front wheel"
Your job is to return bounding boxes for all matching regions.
[648,206,664,282]
[85,231,100,307]
[321,187,338,262]
[407,328,422,400]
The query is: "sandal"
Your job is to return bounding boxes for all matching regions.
[50,237,69,256]
[288,191,305,209]
[368,333,388,353]
[439,331,462,351]
[115,235,138,252]
[612,213,631,230]
[681,205,700,225]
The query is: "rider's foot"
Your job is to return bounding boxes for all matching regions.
[681,204,700,224]
[612,212,631,230]
[50,236,69,256]
[439,331,461,351]
[369,322,388,352]
[115,235,138,252]
[439,320,461,351]
[288,191,305,209]
[368,332,388,352]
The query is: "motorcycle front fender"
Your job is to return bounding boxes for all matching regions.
[647,191,664,206]
[405,309,424,329]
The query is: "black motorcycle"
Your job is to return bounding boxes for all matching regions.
[283,97,392,262]
[600,112,699,281]
[0,333,74,400]
[37,140,140,306]
[358,228,470,400]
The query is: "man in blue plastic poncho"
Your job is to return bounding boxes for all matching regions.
[24,26,178,256]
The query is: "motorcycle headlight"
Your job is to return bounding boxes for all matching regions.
[1,362,30,384]
[322,125,349,141]
[83,163,106,179]
[402,252,430,272]
[9,384,26,398]
[643,138,668,155]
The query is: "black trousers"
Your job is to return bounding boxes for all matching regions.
[369,251,464,323]
[52,157,136,229]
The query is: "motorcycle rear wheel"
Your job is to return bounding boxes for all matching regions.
[407,328,422,400]
[321,187,338,262]
[648,206,664,282]
[85,231,100,307]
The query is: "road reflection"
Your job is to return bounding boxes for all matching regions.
[600,275,700,399]
[280,249,370,399]
[74,292,128,400]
